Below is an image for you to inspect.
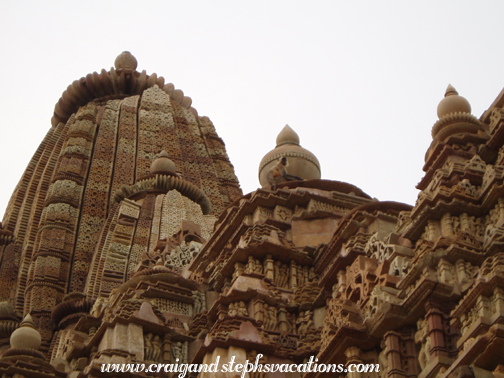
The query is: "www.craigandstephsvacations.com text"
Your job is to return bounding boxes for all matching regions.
[101,355,380,377]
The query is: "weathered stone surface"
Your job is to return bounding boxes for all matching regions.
[1,54,504,378]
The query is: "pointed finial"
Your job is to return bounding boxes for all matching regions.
[20,314,36,328]
[10,314,42,350]
[276,125,300,146]
[445,84,458,97]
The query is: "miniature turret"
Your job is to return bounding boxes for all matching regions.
[258,125,321,188]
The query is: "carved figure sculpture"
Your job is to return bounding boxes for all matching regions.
[309,267,317,282]
[274,261,281,286]
[152,335,162,362]
[298,267,305,286]
[267,306,278,331]
[237,301,248,317]
[279,264,289,288]
[193,290,202,315]
[245,256,256,274]
[188,241,202,257]
[144,333,153,361]
[91,297,105,317]
[303,266,309,283]
[254,259,263,274]
[229,303,237,316]
[289,312,297,334]
[248,350,268,378]
[172,341,184,362]
[199,291,207,312]
[263,303,270,327]
[415,318,431,370]
[233,262,244,280]
[378,339,389,378]
[297,310,313,335]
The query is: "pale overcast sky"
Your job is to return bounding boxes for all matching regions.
[0,1,503,217]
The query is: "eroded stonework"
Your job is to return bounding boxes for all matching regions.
[0,55,504,378]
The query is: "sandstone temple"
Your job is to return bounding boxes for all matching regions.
[0,52,503,378]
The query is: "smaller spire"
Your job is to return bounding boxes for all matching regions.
[150,150,177,175]
[276,125,300,146]
[259,125,321,188]
[437,84,471,118]
[10,314,42,350]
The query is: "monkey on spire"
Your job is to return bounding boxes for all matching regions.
[266,157,302,190]
[259,125,321,189]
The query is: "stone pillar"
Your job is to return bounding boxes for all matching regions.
[425,301,448,359]
[494,287,504,314]
[345,346,363,378]
[437,259,453,284]
[498,197,504,221]
[253,298,265,324]
[278,305,288,332]
[403,329,419,377]
[427,220,439,241]
[264,254,274,280]
[290,260,297,289]
[233,262,244,281]
[163,334,171,363]
[441,213,454,237]
[460,213,470,232]
[384,331,402,378]
[97,323,144,362]
[337,270,347,293]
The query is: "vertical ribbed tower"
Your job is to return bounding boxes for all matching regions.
[0,52,242,350]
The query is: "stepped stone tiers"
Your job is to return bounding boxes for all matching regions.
[0,56,503,378]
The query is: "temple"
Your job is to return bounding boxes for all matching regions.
[0,52,503,378]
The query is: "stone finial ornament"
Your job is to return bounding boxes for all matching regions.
[437,84,471,118]
[150,150,177,175]
[10,314,42,350]
[259,125,321,188]
[276,124,300,146]
[114,51,138,71]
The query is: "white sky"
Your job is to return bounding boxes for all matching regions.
[0,1,503,217]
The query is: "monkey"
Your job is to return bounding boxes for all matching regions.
[266,157,302,190]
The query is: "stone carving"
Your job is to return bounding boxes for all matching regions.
[274,333,297,349]
[164,241,202,268]
[237,301,248,317]
[229,301,248,317]
[233,262,245,280]
[262,304,278,331]
[297,310,313,335]
[144,333,155,361]
[278,264,289,288]
[6,53,504,378]
[172,341,187,363]
[192,290,206,314]
[378,339,389,378]
[415,318,431,370]
[153,298,191,315]
[244,255,263,275]
[247,351,268,378]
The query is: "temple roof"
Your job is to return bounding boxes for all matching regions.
[51,51,195,127]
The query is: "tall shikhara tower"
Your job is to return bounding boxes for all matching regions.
[1,53,504,378]
[0,52,241,354]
